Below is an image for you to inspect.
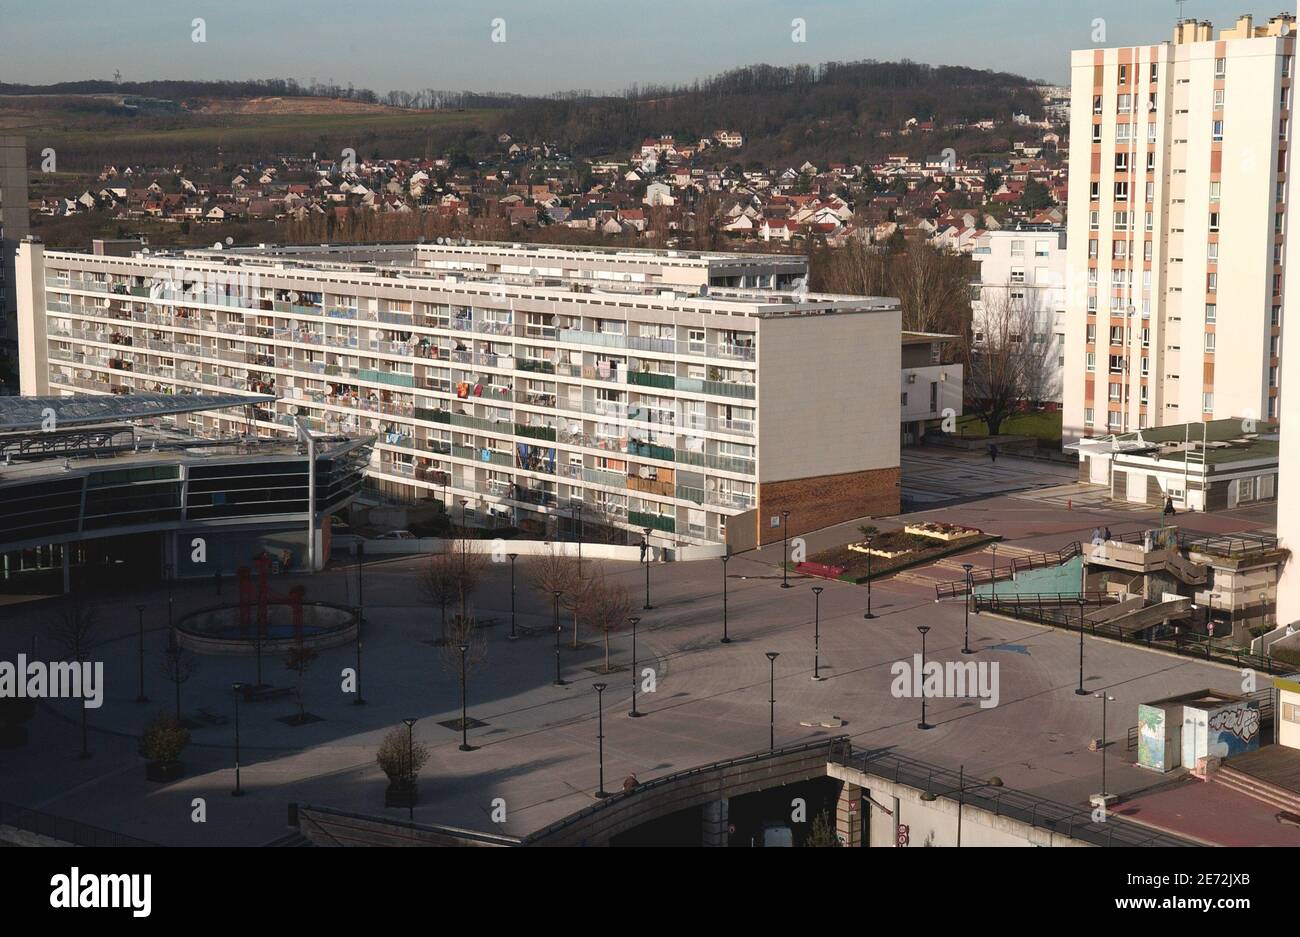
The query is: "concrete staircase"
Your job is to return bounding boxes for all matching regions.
[1213,764,1300,815]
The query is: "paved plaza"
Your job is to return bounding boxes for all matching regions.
[0,474,1278,845]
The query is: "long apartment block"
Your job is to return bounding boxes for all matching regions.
[1063,13,1295,444]
[14,239,901,550]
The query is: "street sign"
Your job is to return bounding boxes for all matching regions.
[896,823,910,847]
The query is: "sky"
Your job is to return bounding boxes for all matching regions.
[0,0,1287,95]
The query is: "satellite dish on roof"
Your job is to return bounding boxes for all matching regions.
[225,236,234,245]
[212,242,223,250]
[437,236,445,244]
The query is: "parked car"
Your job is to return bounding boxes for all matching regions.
[376,530,416,540]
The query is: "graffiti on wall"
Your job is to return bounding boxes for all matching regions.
[1207,703,1262,759]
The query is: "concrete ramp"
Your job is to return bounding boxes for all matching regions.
[1085,595,1145,625]
[1105,597,1194,635]
[1164,551,1209,585]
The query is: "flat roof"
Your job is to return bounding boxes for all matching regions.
[1143,689,1250,708]
[0,392,275,433]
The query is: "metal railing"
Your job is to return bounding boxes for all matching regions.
[976,593,1293,674]
[935,541,1082,599]
[0,801,157,847]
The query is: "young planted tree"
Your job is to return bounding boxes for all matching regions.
[584,570,633,674]
[283,643,320,723]
[158,642,199,724]
[420,536,490,644]
[527,549,582,643]
[51,596,100,759]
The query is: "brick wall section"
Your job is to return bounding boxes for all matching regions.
[756,466,900,546]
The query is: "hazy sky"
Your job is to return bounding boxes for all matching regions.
[0,0,1283,94]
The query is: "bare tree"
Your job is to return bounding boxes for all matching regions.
[527,550,583,645]
[964,287,1058,436]
[51,597,100,758]
[584,570,633,673]
[158,642,199,724]
[420,536,490,644]
[283,643,319,723]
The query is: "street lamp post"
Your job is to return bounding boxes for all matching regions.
[353,541,366,705]
[508,553,519,640]
[457,642,473,751]
[231,682,245,796]
[990,544,998,600]
[917,625,933,730]
[811,586,824,681]
[642,527,654,609]
[720,554,731,644]
[1076,599,1088,696]
[593,682,609,798]
[1206,592,1222,660]
[780,511,792,588]
[402,717,417,821]
[164,562,174,631]
[766,651,780,749]
[628,616,643,717]
[863,537,876,619]
[459,498,469,567]
[552,590,566,686]
[1095,693,1115,800]
[135,604,148,703]
[961,563,973,654]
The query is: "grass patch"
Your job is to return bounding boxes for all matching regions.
[954,410,1062,442]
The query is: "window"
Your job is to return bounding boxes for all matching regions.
[1010,239,1025,256]
[1146,152,1156,172]
[1204,332,1216,352]
[1144,211,1154,231]
[1212,120,1224,142]
[1084,407,1095,426]
[1115,181,1129,201]
[1209,211,1220,231]
[1086,324,1097,343]
[1089,210,1100,230]
[1151,63,1159,83]
[1114,153,1128,171]
[1203,392,1214,412]
[1114,211,1130,230]
[1207,273,1217,293]
[1086,352,1096,372]
[1214,57,1225,78]
[1090,181,1100,200]
[1092,94,1102,115]
[1112,241,1127,260]
[1110,326,1124,345]
[1118,93,1132,114]
[1144,241,1153,261]
[1119,63,1128,84]
[1239,477,1255,502]
[1209,181,1221,201]
[1214,88,1225,109]
[1207,242,1218,263]
[1205,303,1216,323]
[1092,123,1102,143]
[1088,238,1099,258]
[1108,382,1122,401]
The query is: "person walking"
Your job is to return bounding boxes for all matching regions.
[1103,526,1112,542]
[639,536,648,563]
[989,443,999,464]
[1163,495,1176,518]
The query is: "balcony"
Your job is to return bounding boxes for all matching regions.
[627,371,675,389]
[357,369,416,388]
[629,510,675,534]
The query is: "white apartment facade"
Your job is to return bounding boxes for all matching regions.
[1063,13,1295,445]
[15,240,901,551]
[971,226,1067,403]
[0,136,29,371]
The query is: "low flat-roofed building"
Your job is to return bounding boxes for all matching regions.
[0,392,371,592]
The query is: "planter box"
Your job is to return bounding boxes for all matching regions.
[146,760,185,783]
[847,543,912,559]
[385,783,418,808]
[904,524,982,542]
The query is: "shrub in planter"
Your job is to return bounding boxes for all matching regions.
[141,713,190,782]
[377,725,430,808]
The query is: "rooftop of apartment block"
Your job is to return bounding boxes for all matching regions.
[36,238,898,320]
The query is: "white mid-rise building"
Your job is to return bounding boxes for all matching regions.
[971,226,1067,403]
[15,239,902,552]
[1063,13,1295,445]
